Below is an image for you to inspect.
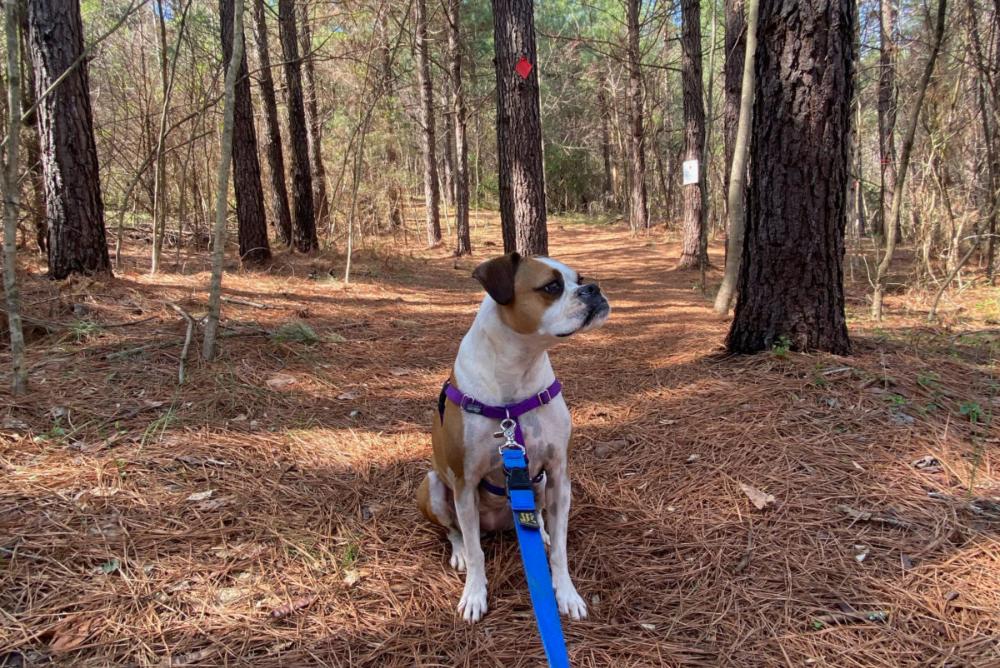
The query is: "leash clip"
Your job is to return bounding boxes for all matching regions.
[493,417,523,454]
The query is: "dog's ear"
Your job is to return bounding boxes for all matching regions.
[472,253,521,305]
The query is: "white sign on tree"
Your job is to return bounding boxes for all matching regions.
[682,159,699,185]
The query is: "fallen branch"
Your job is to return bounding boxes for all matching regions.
[222,296,273,309]
[835,504,914,530]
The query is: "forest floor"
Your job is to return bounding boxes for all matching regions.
[2,213,999,667]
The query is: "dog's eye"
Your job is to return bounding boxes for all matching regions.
[540,280,563,296]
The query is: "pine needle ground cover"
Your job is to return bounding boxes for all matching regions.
[2,217,998,667]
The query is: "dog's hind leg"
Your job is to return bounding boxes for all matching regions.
[417,471,467,572]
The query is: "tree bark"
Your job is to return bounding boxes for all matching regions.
[26,0,111,279]
[442,80,457,208]
[17,13,46,254]
[447,0,472,256]
[297,1,330,231]
[677,0,708,269]
[875,0,898,239]
[415,0,442,246]
[966,0,998,282]
[625,0,649,231]
[277,0,317,252]
[251,0,293,247]
[723,0,746,194]
[221,0,270,264]
[713,0,758,314]
[598,84,613,199]
[4,0,28,394]
[726,0,854,355]
[492,0,547,256]
[871,0,947,320]
[204,0,245,360]
[150,0,170,274]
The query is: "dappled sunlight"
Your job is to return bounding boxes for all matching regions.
[2,217,998,665]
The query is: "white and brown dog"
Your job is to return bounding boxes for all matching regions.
[417,252,610,623]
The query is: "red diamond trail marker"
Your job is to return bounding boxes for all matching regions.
[515,56,532,80]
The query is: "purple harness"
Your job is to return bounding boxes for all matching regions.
[440,379,562,496]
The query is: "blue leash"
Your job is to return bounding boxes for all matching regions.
[442,380,571,666]
[499,420,570,668]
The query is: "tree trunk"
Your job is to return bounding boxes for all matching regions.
[150,0,170,274]
[726,0,854,355]
[871,0,947,320]
[967,0,999,282]
[26,0,111,279]
[415,0,442,246]
[448,0,472,256]
[278,0,317,252]
[297,2,330,231]
[625,0,649,231]
[723,0,746,194]
[442,83,456,208]
[4,0,28,394]
[677,0,708,269]
[203,0,245,361]
[17,11,46,254]
[221,0,270,264]
[598,85,613,199]
[251,0,293,247]
[492,0,547,256]
[875,0,897,239]
[713,0,759,314]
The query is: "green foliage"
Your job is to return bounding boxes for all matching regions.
[959,401,983,424]
[68,320,103,342]
[771,335,793,358]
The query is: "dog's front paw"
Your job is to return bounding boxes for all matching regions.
[555,583,588,620]
[458,583,488,623]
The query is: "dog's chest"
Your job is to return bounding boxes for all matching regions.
[462,399,571,479]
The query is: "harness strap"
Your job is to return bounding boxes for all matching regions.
[442,379,562,420]
[479,470,545,496]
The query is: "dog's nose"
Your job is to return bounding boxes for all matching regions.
[578,283,600,299]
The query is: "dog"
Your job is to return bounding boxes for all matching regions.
[417,252,610,623]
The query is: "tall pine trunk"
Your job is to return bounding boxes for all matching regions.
[251,0,293,247]
[17,13,46,254]
[4,0,28,394]
[297,2,330,231]
[875,0,898,239]
[221,0,271,264]
[448,0,472,256]
[26,0,111,279]
[726,0,854,355]
[677,0,708,269]
[150,0,170,274]
[625,0,649,231]
[442,81,457,208]
[278,0,318,252]
[492,0,547,255]
[415,0,442,246]
[598,85,613,199]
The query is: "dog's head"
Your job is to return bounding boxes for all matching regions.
[472,253,610,339]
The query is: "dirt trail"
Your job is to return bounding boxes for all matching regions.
[1,221,997,666]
